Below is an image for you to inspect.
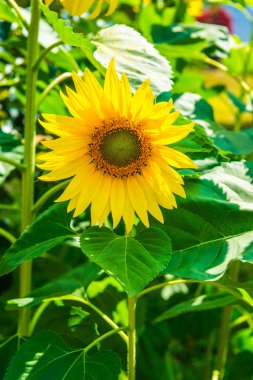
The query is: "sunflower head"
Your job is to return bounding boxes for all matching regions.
[44,0,118,18]
[38,59,197,232]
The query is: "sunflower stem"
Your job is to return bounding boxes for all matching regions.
[213,262,240,380]
[19,0,40,338]
[128,295,137,380]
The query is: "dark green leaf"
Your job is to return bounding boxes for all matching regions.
[152,23,230,58]
[4,331,121,380]
[7,262,101,308]
[155,292,236,322]
[0,203,76,276]
[80,227,171,295]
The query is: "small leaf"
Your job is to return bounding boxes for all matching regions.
[40,3,99,65]
[4,331,121,380]
[0,203,76,276]
[0,130,23,184]
[80,227,171,295]
[155,292,236,322]
[153,23,230,58]
[0,0,21,24]
[92,24,173,95]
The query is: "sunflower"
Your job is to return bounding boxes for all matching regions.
[44,0,118,18]
[187,0,203,17]
[38,59,196,232]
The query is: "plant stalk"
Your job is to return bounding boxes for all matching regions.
[128,296,137,380]
[19,0,40,337]
[213,262,240,379]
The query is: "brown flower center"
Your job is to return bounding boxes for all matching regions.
[88,118,152,178]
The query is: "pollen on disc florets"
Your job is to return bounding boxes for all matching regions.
[88,117,152,178]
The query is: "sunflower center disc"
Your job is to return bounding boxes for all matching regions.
[100,128,141,167]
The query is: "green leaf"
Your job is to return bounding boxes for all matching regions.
[40,3,101,69]
[143,162,253,282]
[152,23,230,58]
[214,129,253,156]
[155,292,236,322]
[92,24,173,95]
[0,0,21,24]
[0,203,76,276]
[0,130,23,184]
[174,93,253,155]
[80,227,171,295]
[4,331,121,380]
[7,262,101,309]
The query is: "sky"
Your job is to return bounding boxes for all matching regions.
[225,5,252,41]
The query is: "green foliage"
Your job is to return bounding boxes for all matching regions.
[93,24,173,95]
[1,0,253,379]
[155,292,236,322]
[0,0,21,24]
[0,130,23,184]
[4,331,121,380]
[0,203,76,276]
[80,227,171,295]
[153,23,230,58]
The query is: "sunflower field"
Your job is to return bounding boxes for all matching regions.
[1,0,253,379]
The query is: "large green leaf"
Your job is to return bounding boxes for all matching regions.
[155,292,236,322]
[142,162,253,281]
[92,24,173,95]
[4,332,121,380]
[80,227,171,295]
[0,203,76,276]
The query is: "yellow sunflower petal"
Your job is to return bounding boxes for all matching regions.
[91,175,112,224]
[98,200,111,227]
[122,187,135,233]
[136,175,164,223]
[73,170,103,217]
[159,146,198,169]
[60,0,95,16]
[56,161,94,202]
[127,177,149,227]
[120,73,132,117]
[130,79,154,121]
[39,158,83,181]
[110,178,125,228]
[104,58,121,115]
[105,0,118,15]
[151,123,194,145]
[67,194,79,213]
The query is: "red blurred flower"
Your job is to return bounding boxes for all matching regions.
[197,6,233,33]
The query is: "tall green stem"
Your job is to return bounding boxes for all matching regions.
[19,0,40,337]
[128,296,137,380]
[213,262,240,380]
